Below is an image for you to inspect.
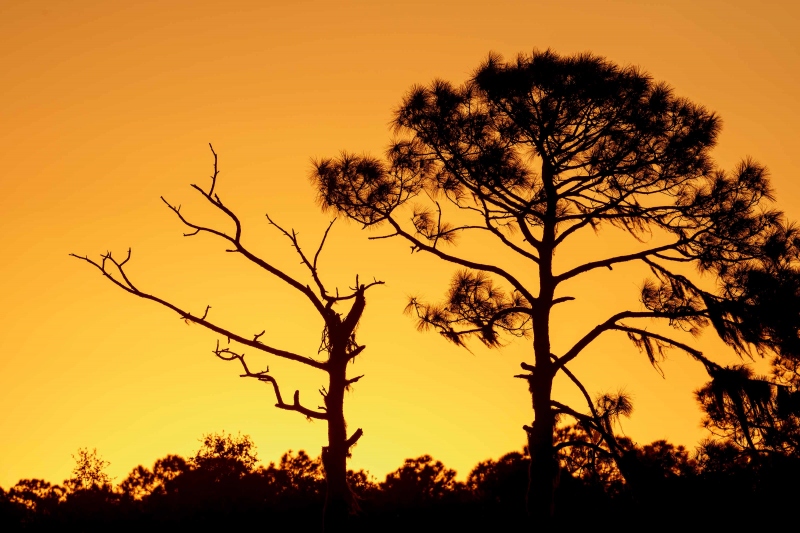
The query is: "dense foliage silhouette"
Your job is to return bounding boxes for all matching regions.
[3,430,798,531]
[688,214,800,460]
[310,48,800,526]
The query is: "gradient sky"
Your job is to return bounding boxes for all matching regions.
[2,0,798,488]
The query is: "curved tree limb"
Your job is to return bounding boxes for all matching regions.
[212,341,328,419]
[386,215,538,306]
[160,145,329,318]
[612,324,722,373]
[554,241,688,284]
[71,250,328,371]
[555,310,704,370]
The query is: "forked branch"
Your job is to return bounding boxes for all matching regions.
[385,215,538,306]
[159,144,329,317]
[70,250,328,371]
[213,341,328,420]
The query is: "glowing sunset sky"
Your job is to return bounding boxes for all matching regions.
[1,0,798,488]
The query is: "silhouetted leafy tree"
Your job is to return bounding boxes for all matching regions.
[692,438,800,526]
[115,439,329,528]
[694,225,800,456]
[267,449,326,502]
[697,363,800,454]
[152,454,191,489]
[7,479,62,511]
[634,440,697,478]
[66,447,112,492]
[73,146,383,532]
[380,455,463,508]
[57,449,123,529]
[467,450,528,521]
[192,431,259,479]
[345,468,379,502]
[0,486,24,531]
[118,465,156,501]
[357,455,471,532]
[6,478,64,526]
[311,49,797,525]
[616,439,698,514]
[137,431,264,523]
[119,454,190,502]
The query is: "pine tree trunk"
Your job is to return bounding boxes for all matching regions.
[528,200,557,530]
[526,371,557,530]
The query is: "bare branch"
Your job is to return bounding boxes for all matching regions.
[211,341,327,419]
[347,345,366,362]
[345,428,364,449]
[554,241,687,285]
[266,214,332,301]
[345,374,365,387]
[313,218,336,270]
[367,231,400,240]
[554,440,606,453]
[552,355,599,420]
[207,143,219,197]
[266,214,385,306]
[386,215,538,307]
[157,146,330,317]
[475,196,540,263]
[71,251,328,371]
[516,213,544,251]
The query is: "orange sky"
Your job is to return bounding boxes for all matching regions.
[2,0,798,488]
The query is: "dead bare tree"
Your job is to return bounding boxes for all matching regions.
[72,145,382,532]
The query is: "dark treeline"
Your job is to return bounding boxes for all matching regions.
[3,423,799,531]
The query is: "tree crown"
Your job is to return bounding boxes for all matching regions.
[312,49,783,357]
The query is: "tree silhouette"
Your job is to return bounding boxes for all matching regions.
[467,450,528,514]
[696,362,800,455]
[311,49,797,525]
[380,455,462,508]
[6,479,64,515]
[66,447,112,492]
[118,465,158,502]
[554,422,627,492]
[694,225,800,456]
[7,435,797,529]
[114,441,331,528]
[73,146,382,532]
[119,454,190,503]
[192,431,260,479]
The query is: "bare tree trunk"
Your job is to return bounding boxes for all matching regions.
[321,357,354,533]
